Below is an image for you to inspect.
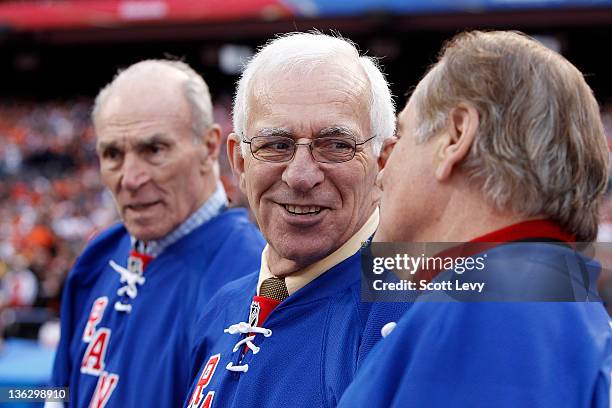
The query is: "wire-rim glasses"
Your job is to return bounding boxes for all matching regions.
[242,135,376,163]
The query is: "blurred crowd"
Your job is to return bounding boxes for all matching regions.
[0,100,114,339]
[1,97,612,340]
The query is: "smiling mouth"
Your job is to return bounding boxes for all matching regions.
[283,204,323,215]
[126,201,161,211]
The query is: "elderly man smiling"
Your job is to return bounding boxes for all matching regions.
[184,32,405,408]
[49,60,264,408]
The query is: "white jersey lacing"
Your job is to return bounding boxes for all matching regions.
[223,321,272,373]
[109,260,146,313]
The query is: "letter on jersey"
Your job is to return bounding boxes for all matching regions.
[201,392,214,408]
[83,297,108,342]
[81,328,111,375]
[89,371,119,408]
[188,354,220,408]
[189,391,214,408]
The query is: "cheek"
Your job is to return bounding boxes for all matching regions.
[100,169,117,189]
[383,150,404,185]
[241,173,266,215]
[161,158,195,184]
[245,165,279,200]
[334,166,377,209]
[381,163,394,190]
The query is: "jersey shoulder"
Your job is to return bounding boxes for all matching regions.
[67,223,129,288]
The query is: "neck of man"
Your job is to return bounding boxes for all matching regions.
[265,251,310,277]
[265,237,347,277]
[396,187,539,242]
[196,173,219,210]
[139,174,220,245]
[178,173,219,228]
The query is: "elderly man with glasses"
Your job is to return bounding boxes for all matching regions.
[183,32,407,408]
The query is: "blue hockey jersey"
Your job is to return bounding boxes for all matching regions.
[337,242,612,408]
[184,250,409,408]
[51,208,265,408]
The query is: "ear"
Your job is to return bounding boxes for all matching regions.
[435,103,478,181]
[227,132,247,192]
[377,136,397,170]
[199,124,222,173]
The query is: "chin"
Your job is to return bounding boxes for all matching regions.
[126,225,167,242]
[285,243,335,265]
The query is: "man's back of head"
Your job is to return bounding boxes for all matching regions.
[340,30,612,408]
[379,30,609,243]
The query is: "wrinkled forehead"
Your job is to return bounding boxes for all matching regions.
[96,67,191,126]
[245,60,371,137]
[95,85,193,150]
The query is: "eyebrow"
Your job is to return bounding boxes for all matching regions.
[253,126,358,139]
[254,128,293,138]
[318,126,357,138]
[134,133,172,150]
[97,133,172,153]
[96,140,116,153]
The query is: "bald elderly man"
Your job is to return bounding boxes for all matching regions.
[49,60,264,408]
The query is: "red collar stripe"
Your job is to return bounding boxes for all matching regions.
[470,219,575,243]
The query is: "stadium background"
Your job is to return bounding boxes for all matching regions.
[0,0,611,400]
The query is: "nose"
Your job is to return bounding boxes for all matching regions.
[281,145,324,192]
[120,153,150,192]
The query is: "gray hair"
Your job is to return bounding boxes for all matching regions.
[232,32,395,156]
[93,59,214,141]
[412,30,610,241]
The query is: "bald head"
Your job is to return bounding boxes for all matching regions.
[93,60,214,141]
[93,59,222,241]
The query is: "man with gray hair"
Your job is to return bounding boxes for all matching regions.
[184,32,406,408]
[338,30,612,407]
[49,59,264,407]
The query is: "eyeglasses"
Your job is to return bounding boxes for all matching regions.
[242,135,375,163]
